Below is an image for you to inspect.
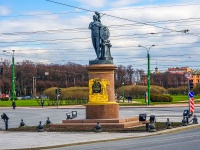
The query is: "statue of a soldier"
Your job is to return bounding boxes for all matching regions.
[89,12,102,59]
[89,11,113,61]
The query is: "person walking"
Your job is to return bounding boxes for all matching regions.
[41,99,44,108]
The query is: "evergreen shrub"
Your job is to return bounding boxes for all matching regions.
[151,94,173,102]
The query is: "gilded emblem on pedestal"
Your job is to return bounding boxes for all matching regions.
[89,78,110,103]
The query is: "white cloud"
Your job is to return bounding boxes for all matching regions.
[1,3,200,70]
[110,0,139,7]
[0,6,10,15]
[77,0,106,8]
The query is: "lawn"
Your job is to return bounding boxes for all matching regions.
[118,95,200,106]
[0,100,40,107]
[0,95,200,107]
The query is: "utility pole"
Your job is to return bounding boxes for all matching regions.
[32,76,40,99]
[122,82,125,103]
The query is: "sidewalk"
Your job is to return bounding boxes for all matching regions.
[0,124,199,150]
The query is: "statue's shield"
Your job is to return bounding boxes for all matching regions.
[100,26,110,41]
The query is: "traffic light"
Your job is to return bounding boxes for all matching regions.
[58,88,61,94]
[55,88,61,95]
[0,68,3,75]
[189,79,194,90]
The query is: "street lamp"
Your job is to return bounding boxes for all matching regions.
[3,50,15,101]
[138,45,155,105]
[122,82,125,103]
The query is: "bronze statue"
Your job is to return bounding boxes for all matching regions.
[89,11,113,60]
[89,14,102,59]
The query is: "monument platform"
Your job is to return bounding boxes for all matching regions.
[51,117,143,130]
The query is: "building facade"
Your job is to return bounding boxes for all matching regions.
[141,66,200,88]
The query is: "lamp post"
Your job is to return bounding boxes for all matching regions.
[3,50,15,101]
[138,45,155,105]
[122,82,124,103]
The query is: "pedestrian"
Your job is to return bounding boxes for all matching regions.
[12,101,16,109]
[41,99,44,108]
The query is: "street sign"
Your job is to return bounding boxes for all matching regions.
[189,91,194,98]
[145,92,148,106]
[185,73,192,79]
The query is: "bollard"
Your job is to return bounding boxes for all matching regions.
[192,115,198,124]
[183,110,189,123]
[145,123,149,131]
[139,114,146,121]
[71,111,77,119]
[149,115,156,132]
[149,123,156,132]
[46,117,52,125]
[182,117,187,126]
[19,119,25,127]
[66,112,71,119]
[166,118,172,129]
[94,122,102,132]
[36,121,44,132]
[149,115,156,123]
[1,113,9,130]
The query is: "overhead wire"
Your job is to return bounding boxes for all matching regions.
[1,0,200,70]
[1,18,200,36]
[45,0,199,37]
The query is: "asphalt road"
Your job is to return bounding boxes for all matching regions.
[52,127,200,150]
[0,106,199,129]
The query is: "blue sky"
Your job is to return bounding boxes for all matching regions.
[0,0,189,13]
[1,0,200,72]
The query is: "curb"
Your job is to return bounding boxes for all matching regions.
[17,124,200,150]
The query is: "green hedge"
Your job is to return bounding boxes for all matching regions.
[167,86,188,95]
[151,94,173,102]
[43,87,89,100]
[116,85,167,99]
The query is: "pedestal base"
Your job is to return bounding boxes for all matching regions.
[86,103,119,119]
[51,117,142,130]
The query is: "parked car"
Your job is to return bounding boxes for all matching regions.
[21,96,32,100]
[41,94,47,99]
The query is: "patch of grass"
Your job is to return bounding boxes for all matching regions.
[171,95,200,104]
[0,100,40,107]
[172,95,200,102]
[0,99,88,107]
[1,94,200,107]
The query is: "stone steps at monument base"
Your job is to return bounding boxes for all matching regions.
[62,117,138,124]
[51,121,142,129]
[51,118,142,129]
